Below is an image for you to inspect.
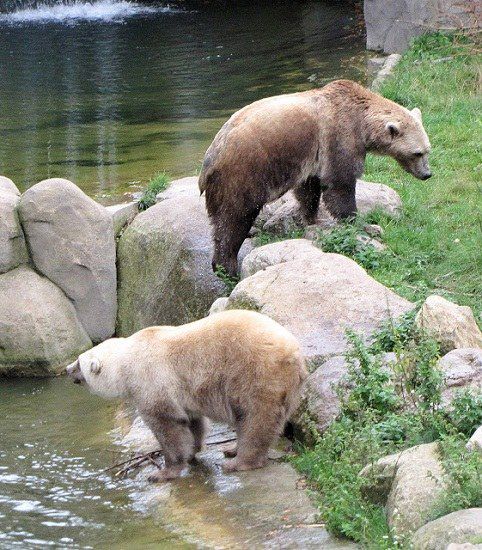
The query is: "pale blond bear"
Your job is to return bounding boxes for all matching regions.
[67,310,307,481]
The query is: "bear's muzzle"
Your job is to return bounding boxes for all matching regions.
[66,360,85,384]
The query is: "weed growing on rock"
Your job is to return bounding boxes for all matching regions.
[314,221,386,271]
[214,265,239,295]
[253,227,305,247]
[137,172,170,211]
[293,311,482,547]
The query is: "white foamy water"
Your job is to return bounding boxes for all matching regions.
[0,1,180,25]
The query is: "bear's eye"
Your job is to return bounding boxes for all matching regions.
[414,152,423,157]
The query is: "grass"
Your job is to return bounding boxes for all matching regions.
[293,313,482,548]
[361,32,481,322]
[292,35,482,545]
[137,172,170,211]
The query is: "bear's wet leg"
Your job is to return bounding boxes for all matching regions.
[189,416,208,459]
[322,180,357,220]
[223,407,286,473]
[212,207,261,277]
[294,176,322,225]
[142,413,194,482]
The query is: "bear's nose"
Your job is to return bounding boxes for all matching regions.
[66,361,85,384]
[421,172,432,180]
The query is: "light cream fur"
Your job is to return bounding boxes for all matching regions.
[68,310,307,480]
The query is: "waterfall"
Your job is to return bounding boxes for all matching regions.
[0,0,180,25]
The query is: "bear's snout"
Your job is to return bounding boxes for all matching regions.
[66,360,85,384]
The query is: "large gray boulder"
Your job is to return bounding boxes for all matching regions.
[0,266,92,377]
[256,180,402,234]
[416,295,482,353]
[0,182,28,273]
[411,509,482,550]
[364,0,480,54]
[226,243,412,366]
[18,178,117,343]
[360,442,446,538]
[0,176,20,196]
[117,178,251,336]
[437,348,482,405]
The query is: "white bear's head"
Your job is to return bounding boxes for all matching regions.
[66,338,128,399]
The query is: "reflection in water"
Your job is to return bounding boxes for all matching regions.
[0,1,365,201]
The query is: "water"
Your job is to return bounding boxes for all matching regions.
[0,378,191,548]
[0,0,365,203]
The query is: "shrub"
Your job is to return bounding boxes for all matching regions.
[137,172,170,211]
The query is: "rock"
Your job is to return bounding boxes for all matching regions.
[209,297,229,315]
[437,348,482,405]
[118,415,356,549]
[364,0,480,54]
[105,201,138,236]
[411,509,482,550]
[0,189,28,273]
[257,180,402,234]
[0,176,20,196]
[356,234,386,251]
[371,54,402,91]
[466,426,482,454]
[228,247,413,366]
[293,352,399,439]
[355,179,402,217]
[156,176,197,202]
[0,266,92,377]
[415,295,482,353]
[18,178,117,343]
[240,239,323,279]
[117,179,251,336]
[360,442,446,537]
[363,223,384,238]
[292,356,348,440]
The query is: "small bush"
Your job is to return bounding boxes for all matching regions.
[314,222,386,270]
[137,172,170,211]
[213,265,239,295]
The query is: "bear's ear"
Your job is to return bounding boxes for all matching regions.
[386,121,400,139]
[411,107,422,121]
[89,357,102,375]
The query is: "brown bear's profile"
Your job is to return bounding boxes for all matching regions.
[199,79,432,276]
[66,310,307,481]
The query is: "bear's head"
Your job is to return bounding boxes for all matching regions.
[371,107,432,180]
[66,338,128,399]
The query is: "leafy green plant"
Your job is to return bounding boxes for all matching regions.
[137,172,170,211]
[213,265,239,295]
[314,222,386,270]
[253,226,305,247]
[447,390,482,437]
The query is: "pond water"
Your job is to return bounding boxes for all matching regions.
[0,378,192,548]
[0,0,366,203]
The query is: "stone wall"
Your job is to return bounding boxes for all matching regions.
[364,0,481,53]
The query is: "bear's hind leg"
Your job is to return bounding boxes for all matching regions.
[212,207,261,277]
[294,176,322,225]
[223,406,286,473]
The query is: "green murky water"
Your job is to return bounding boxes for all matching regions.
[0,378,192,549]
[0,0,365,203]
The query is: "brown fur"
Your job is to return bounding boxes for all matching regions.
[66,310,307,481]
[199,79,431,276]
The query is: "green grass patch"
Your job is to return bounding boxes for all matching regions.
[361,31,481,322]
[137,172,170,211]
[293,311,482,548]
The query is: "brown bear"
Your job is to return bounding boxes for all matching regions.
[66,309,307,481]
[199,79,432,276]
